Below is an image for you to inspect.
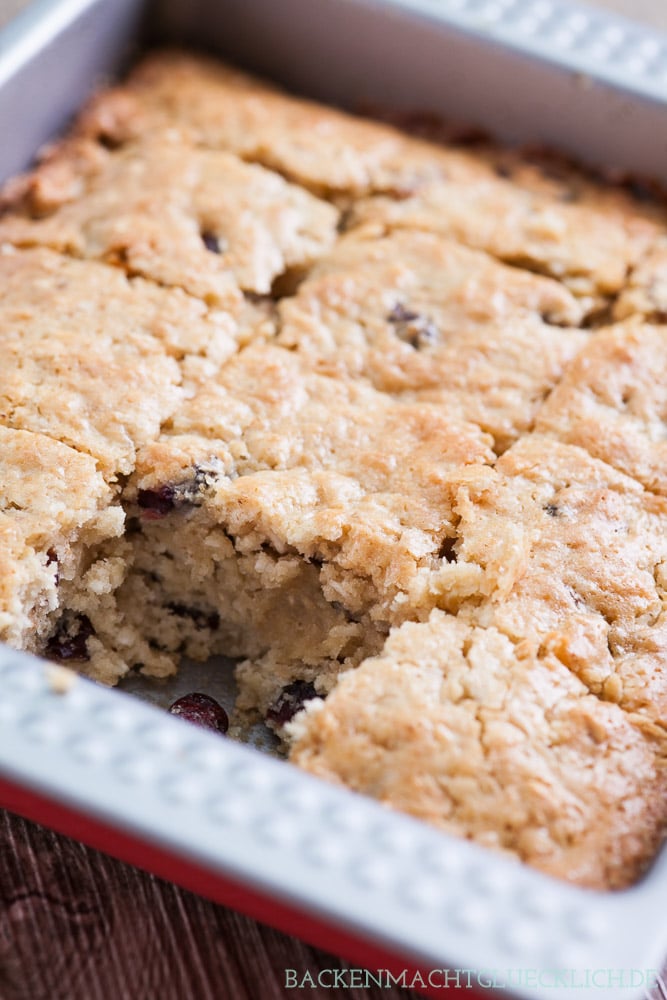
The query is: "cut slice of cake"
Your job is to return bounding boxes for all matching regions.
[290,613,667,890]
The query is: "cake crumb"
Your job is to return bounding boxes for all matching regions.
[45,662,78,694]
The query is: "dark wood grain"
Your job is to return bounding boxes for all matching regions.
[0,810,418,1000]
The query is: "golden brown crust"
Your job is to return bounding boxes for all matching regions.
[73,50,474,198]
[451,436,667,722]
[290,614,667,890]
[615,238,667,320]
[350,174,660,312]
[277,227,586,451]
[535,319,667,496]
[0,247,243,474]
[0,133,338,299]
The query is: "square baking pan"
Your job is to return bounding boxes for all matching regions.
[1,2,667,998]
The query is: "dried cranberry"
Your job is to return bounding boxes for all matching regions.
[46,613,94,662]
[201,231,222,254]
[494,163,512,179]
[387,302,420,324]
[266,680,319,727]
[137,485,176,519]
[137,465,222,521]
[387,302,439,350]
[166,603,220,631]
[168,693,229,734]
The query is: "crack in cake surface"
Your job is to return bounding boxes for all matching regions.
[38,48,663,316]
[0,132,339,302]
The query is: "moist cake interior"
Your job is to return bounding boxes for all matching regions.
[2,50,667,890]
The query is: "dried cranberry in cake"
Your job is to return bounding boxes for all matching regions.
[494,163,512,179]
[46,613,94,662]
[266,680,320,728]
[166,603,220,631]
[387,303,419,324]
[387,302,439,349]
[137,485,176,519]
[201,230,225,254]
[136,464,223,520]
[168,692,229,734]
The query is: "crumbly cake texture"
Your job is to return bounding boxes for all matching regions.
[2,50,667,889]
[290,615,666,890]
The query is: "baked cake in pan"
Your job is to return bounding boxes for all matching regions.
[1,50,666,890]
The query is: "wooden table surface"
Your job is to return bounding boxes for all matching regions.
[0,811,421,1000]
[1,1,667,998]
